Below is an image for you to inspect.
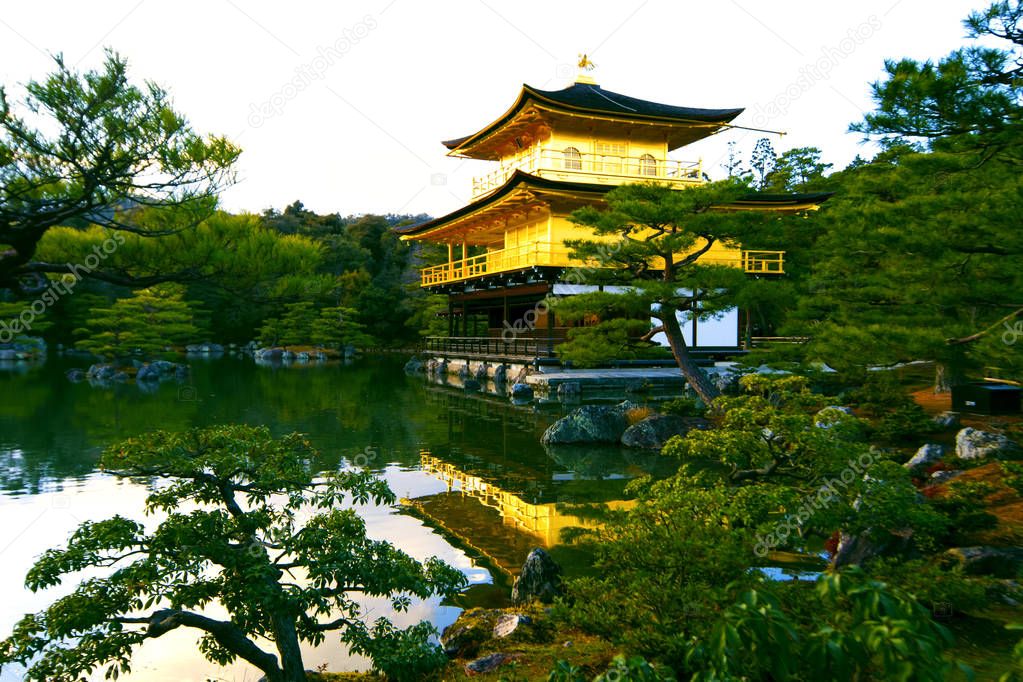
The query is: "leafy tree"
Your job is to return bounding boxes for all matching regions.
[764,146,832,191]
[557,181,800,403]
[749,137,777,189]
[0,425,466,682]
[685,569,964,681]
[0,51,238,295]
[74,284,199,358]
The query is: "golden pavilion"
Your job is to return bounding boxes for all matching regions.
[397,61,829,360]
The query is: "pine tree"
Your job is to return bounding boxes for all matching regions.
[75,285,199,358]
[750,138,777,190]
[557,181,802,404]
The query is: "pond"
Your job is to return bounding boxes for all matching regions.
[0,354,669,680]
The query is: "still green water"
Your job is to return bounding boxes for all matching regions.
[0,355,667,680]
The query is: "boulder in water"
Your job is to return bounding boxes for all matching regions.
[620,414,710,449]
[541,401,637,445]
[511,548,563,604]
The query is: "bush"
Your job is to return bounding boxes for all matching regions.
[660,397,707,418]
[864,556,992,614]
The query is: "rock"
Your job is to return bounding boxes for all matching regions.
[440,611,492,658]
[174,364,189,380]
[185,344,200,353]
[510,383,533,400]
[474,363,489,383]
[814,405,855,428]
[86,363,116,381]
[493,364,507,384]
[620,414,710,449]
[65,368,86,382]
[0,349,16,361]
[511,366,533,384]
[135,364,156,382]
[556,382,581,399]
[945,547,1023,578]
[463,379,481,391]
[404,356,424,374]
[465,652,512,675]
[295,351,310,361]
[831,531,886,568]
[458,364,471,380]
[933,411,961,429]
[540,401,637,446]
[955,427,1021,461]
[281,350,296,361]
[905,443,945,469]
[200,343,224,354]
[111,371,129,382]
[150,360,177,376]
[832,530,915,568]
[706,367,742,395]
[492,613,531,638]
[930,470,964,484]
[511,548,563,604]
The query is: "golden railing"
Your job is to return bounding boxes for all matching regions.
[471,150,703,198]
[419,242,784,286]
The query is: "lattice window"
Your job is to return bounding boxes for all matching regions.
[639,153,658,176]
[563,146,582,170]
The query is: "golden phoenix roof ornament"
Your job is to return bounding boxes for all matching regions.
[575,53,597,85]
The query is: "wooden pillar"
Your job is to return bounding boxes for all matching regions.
[546,290,555,357]
[462,302,468,336]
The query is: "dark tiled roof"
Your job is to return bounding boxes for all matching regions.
[394,171,832,238]
[442,83,743,151]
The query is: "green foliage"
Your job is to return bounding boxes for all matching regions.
[257,302,376,348]
[557,318,665,367]
[686,569,964,681]
[556,485,757,670]
[73,284,199,358]
[659,396,707,418]
[0,50,238,294]
[781,2,1023,388]
[764,146,832,191]
[845,373,939,442]
[865,556,992,614]
[749,137,776,189]
[0,425,466,682]
[564,180,802,402]
[930,480,999,541]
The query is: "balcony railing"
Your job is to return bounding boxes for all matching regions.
[419,242,784,286]
[471,150,703,198]
[425,336,559,358]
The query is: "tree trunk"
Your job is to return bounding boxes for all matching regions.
[272,614,307,682]
[660,307,721,404]
[934,348,968,394]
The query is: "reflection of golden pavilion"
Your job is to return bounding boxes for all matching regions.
[406,452,632,577]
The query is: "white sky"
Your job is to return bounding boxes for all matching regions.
[0,0,982,219]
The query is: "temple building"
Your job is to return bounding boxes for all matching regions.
[397,61,829,363]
